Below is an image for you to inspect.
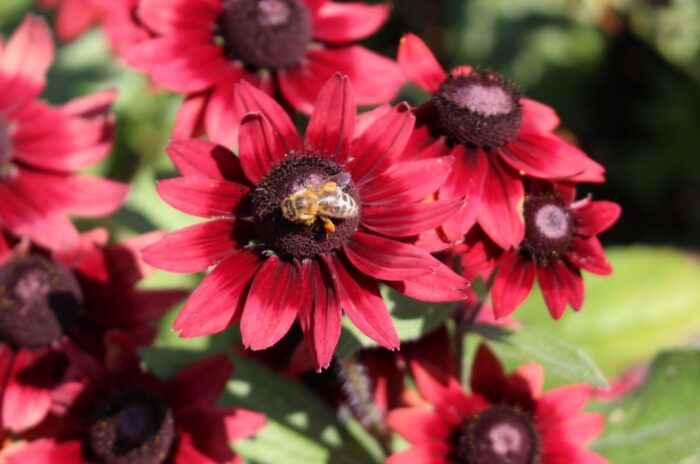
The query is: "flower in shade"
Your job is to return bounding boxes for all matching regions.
[397,33,605,250]
[0,229,186,433]
[127,0,405,146]
[387,344,607,464]
[142,74,468,370]
[461,181,620,319]
[5,331,266,464]
[0,16,127,251]
[37,0,104,42]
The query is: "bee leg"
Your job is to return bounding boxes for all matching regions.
[321,217,336,237]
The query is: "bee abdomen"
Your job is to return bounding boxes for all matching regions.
[320,192,358,219]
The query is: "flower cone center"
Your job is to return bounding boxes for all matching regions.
[251,156,360,260]
[220,0,312,69]
[433,72,522,148]
[451,406,539,464]
[523,194,574,261]
[0,255,84,348]
[89,387,175,464]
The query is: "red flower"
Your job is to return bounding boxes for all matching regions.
[0,16,128,251]
[37,0,104,42]
[469,182,620,319]
[126,0,404,146]
[93,0,151,55]
[142,74,468,370]
[0,230,186,433]
[387,345,607,464]
[4,331,266,464]
[397,33,605,250]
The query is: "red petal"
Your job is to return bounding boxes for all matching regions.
[240,258,305,350]
[562,262,584,311]
[157,177,250,218]
[470,344,507,397]
[173,91,208,140]
[298,260,341,370]
[386,408,453,443]
[5,439,84,464]
[165,354,233,410]
[234,79,301,152]
[223,407,267,442]
[355,103,391,138]
[322,255,398,349]
[397,33,446,93]
[477,158,525,249]
[313,2,390,43]
[346,102,414,183]
[204,69,245,148]
[174,250,262,337]
[386,259,468,302]
[305,73,355,159]
[439,147,487,240]
[537,261,569,319]
[237,112,289,184]
[138,0,221,36]
[567,237,612,275]
[520,98,560,133]
[141,219,249,273]
[537,385,590,419]
[491,252,536,318]
[167,139,246,183]
[2,348,55,432]
[573,200,621,237]
[360,157,453,205]
[362,198,463,238]
[344,232,436,281]
[386,444,451,464]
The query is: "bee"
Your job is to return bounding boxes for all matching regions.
[281,173,359,236]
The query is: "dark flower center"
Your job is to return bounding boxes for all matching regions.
[0,118,11,173]
[433,71,522,148]
[0,255,84,348]
[219,0,312,69]
[89,387,175,464]
[251,156,361,260]
[450,405,539,464]
[522,194,574,262]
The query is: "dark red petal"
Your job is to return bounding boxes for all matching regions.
[386,408,453,443]
[344,232,435,281]
[173,91,208,140]
[386,259,468,302]
[386,444,451,464]
[164,354,233,410]
[347,102,415,183]
[313,2,390,43]
[5,439,84,464]
[2,348,54,432]
[172,433,219,464]
[238,112,289,185]
[397,33,446,94]
[469,344,507,398]
[234,79,302,152]
[141,219,249,273]
[174,249,263,337]
[574,200,621,237]
[137,0,221,36]
[355,103,391,138]
[298,260,341,370]
[322,255,398,349]
[477,158,525,249]
[240,257,305,350]
[157,177,250,218]
[362,198,463,238]
[167,139,246,183]
[567,237,612,275]
[537,261,569,319]
[301,0,329,15]
[503,132,605,183]
[360,157,453,205]
[0,234,9,263]
[204,69,245,148]
[562,262,584,311]
[439,147,487,240]
[491,252,536,318]
[520,98,560,133]
[305,73,355,159]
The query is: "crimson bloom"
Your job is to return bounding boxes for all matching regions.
[5,331,266,464]
[460,182,620,319]
[127,0,404,146]
[0,16,127,251]
[37,0,104,42]
[397,33,605,250]
[142,74,468,370]
[0,229,185,433]
[387,345,607,464]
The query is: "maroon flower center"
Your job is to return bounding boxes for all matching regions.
[219,0,312,69]
[433,71,522,148]
[0,255,84,348]
[89,387,175,464]
[450,406,539,464]
[251,156,361,260]
[522,194,574,262]
[0,118,12,174]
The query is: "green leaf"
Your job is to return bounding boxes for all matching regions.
[591,349,700,463]
[514,247,700,377]
[335,285,456,359]
[474,324,609,388]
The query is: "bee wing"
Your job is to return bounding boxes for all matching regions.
[328,172,352,189]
